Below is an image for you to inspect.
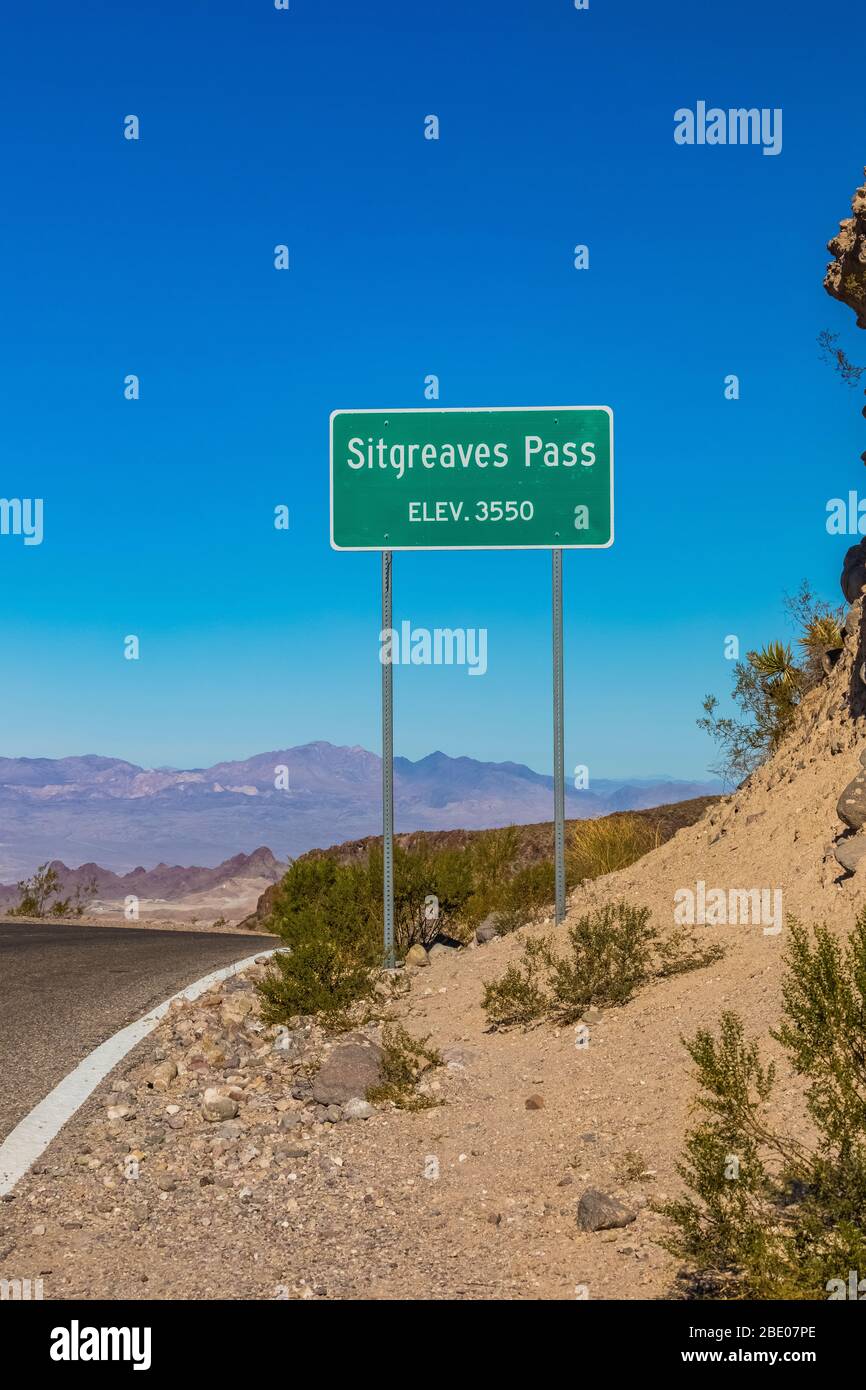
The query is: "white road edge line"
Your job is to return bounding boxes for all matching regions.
[0,948,277,1196]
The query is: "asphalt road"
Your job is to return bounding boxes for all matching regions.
[0,920,271,1145]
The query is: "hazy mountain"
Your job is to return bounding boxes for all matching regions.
[0,847,285,914]
[0,743,720,878]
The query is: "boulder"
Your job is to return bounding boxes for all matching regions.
[834,833,866,875]
[311,1039,384,1106]
[842,542,866,604]
[837,771,866,830]
[576,1188,637,1233]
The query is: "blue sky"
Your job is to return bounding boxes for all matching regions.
[1,0,865,780]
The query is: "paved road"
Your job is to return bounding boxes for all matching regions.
[0,920,271,1144]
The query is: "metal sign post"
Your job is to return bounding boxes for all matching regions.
[382,549,395,967]
[552,548,566,924]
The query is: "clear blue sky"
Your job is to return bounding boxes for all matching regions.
[1,0,864,779]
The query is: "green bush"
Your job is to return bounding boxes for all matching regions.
[366,1024,442,1110]
[483,902,721,1032]
[548,902,658,1020]
[257,934,378,1031]
[482,937,553,1030]
[663,913,866,1299]
[256,857,381,1028]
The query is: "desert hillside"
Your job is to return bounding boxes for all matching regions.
[3,605,863,1300]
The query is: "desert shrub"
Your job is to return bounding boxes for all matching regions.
[483,902,722,1031]
[256,857,381,1027]
[10,864,97,919]
[482,937,553,1030]
[377,842,474,950]
[492,862,556,934]
[663,913,866,1299]
[366,1024,442,1110]
[568,815,659,883]
[547,902,657,1019]
[699,582,844,785]
[257,934,378,1031]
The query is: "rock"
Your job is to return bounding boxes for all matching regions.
[859,748,866,767]
[311,1040,384,1106]
[277,1113,302,1130]
[837,772,866,830]
[201,1089,239,1122]
[215,1117,244,1139]
[106,1105,135,1122]
[576,1189,637,1233]
[149,1061,178,1092]
[834,834,866,874]
[405,944,429,968]
[842,542,866,604]
[525,1094,545,1110]
[342,1097,375,1120]
[220,994,254,1029]
[475,915,499,945]
[824,168,866,329]
[324,1105,343,1124]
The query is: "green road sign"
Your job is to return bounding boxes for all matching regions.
[330,406,613,551]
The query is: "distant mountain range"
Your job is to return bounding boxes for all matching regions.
[0,743,720,878]
[0,847,285,916]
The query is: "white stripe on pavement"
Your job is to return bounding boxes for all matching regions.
[0,948,277,1196]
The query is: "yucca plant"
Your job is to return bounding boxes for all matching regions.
[799,614,843,655]
[747,642,802,691]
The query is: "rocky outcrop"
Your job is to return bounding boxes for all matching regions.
[825,168,866,328]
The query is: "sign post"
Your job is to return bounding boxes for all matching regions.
[552,548,566,924]
[382,549,395,967]
[330,406,614,959]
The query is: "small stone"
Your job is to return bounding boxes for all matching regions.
[149,1061,177,1092]
[525,1094,545,1110]
[475,916,499,945]
[220,995,254,1030]
[201,1088,239,1122]
[405,944,429,968]
[342,1097,374,1120]
[576,1188,637,1233]
[106,1105,135,1122]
